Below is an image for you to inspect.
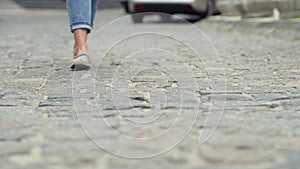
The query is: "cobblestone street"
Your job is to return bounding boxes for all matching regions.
[0,1,300,169]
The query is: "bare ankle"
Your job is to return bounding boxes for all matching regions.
[74,46,88,56]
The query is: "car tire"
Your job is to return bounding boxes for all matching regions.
[132,14,144,23]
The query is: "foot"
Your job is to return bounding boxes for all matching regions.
[70,54,91,71]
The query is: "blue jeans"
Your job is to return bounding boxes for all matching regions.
[66,0,99,33]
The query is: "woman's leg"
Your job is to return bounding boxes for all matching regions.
[67,0,93,33]
[73,29,88,56]
[67,0,99,70]
[67,0,94,56]
[91,0,99,26]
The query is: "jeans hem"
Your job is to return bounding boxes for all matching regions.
[70,22,93,33]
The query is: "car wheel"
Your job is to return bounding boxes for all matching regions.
[132,14,144,23]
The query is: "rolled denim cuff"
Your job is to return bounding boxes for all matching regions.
[70,22,92,33]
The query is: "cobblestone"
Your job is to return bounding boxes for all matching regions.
[0,5,299,169]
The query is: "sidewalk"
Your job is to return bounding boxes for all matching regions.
[0,7,300,169]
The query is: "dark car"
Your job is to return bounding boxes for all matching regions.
[121,0,218,23]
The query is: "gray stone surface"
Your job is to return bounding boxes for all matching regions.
[216,0,300,17]
[0,4,300,169]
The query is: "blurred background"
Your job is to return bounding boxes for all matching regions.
[13,0,121,9]
[3,0,300,20]
[6,0,299,18]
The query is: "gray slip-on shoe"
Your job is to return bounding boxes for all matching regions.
[71,54,91,71]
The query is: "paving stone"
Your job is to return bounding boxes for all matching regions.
[0,7,299,169]
[0,127,34,141]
